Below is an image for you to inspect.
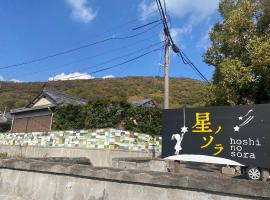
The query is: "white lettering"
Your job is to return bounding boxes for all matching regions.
[229,137,260,160]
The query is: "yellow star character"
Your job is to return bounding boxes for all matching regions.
[192,112,213,133]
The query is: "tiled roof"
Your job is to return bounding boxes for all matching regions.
[128,98,155,107]
[11,88,87,114]
[42,88,87,106]
[10,105,55,114]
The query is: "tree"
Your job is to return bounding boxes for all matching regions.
[84,100,130,129]
[124,106,162,135]
[52,100,162,135]
[205,0,270,105]
[52,104,86,130]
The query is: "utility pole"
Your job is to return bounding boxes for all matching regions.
[164,29,170,109]
[156,0,178,109]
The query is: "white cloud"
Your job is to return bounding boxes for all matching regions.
[0,75,23,83]
[196,25,212,52]
[196,33,210,52]
[10,79,23,83]
[102,75,115,79]
[48,72,94,81]
[138,1,156,21]
[139,0,218,50]
[139,0,218,25]
[66,0,97,23]
[158,26,192,48]
[170,26,192,47]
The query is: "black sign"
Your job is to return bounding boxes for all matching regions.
[161,104,270,168]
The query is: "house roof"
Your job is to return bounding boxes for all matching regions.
[26,87,87,108]
[10,88,87,114]
[10,104,55,114]
[128,98,156,107]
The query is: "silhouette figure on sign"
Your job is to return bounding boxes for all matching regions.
[171,133,185,155]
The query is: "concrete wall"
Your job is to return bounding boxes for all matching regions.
[112,157,168,172]
[0,145,152,167]
[0,159,269,200]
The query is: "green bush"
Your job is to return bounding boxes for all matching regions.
[52,104,86,130]
[124,106,161,134]
[0,122,11,133]
[84,100,130,129]
[52,100,162,135]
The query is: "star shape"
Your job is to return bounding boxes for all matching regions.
[233,126,240,132]
[238,116,243,120]
[181,126,188,134]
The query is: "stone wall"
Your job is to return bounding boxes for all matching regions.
[0,159,269,200]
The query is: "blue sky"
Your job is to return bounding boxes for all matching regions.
[0,0,220,82]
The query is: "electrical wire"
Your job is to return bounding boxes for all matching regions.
[162,0,167,16]
[53,47,162,80]
[11,34,161,79]
[155,0,209,83]
[53,41,163,78]
[155,0,180,53]
[132,19,161,30]
[0,21,162,70]
[177,51,210,83]
[89,47,162,75]
[13,41,163,80]
[87,9,160,40]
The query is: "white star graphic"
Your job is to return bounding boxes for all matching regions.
[233,126,240,132]
[181,126,188,134]
[238,116,243,120]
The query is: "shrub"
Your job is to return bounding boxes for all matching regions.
[0,122,11,133]
[52,100,162,135]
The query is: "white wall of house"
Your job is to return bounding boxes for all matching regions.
[33,97,53,107]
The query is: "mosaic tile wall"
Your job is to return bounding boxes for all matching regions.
[0,129,162,153]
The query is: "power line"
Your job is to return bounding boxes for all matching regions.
[89,48,162,75]
[156,0,209,83]
[87,9,160,40]
[156,0,180,54]
[177,51,210,83]
[132,19,161,30]
[12,34,161,79]
[53,47,162,80]
[0,21,162,70]
[50,41,163,80]
[56,9,160,52]
[162,0,167,15]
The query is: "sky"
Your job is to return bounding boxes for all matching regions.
[0,0,220,82]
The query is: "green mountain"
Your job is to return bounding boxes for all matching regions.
[0,76,206,110]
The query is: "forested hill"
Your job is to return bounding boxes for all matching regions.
[0,77,206,110]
